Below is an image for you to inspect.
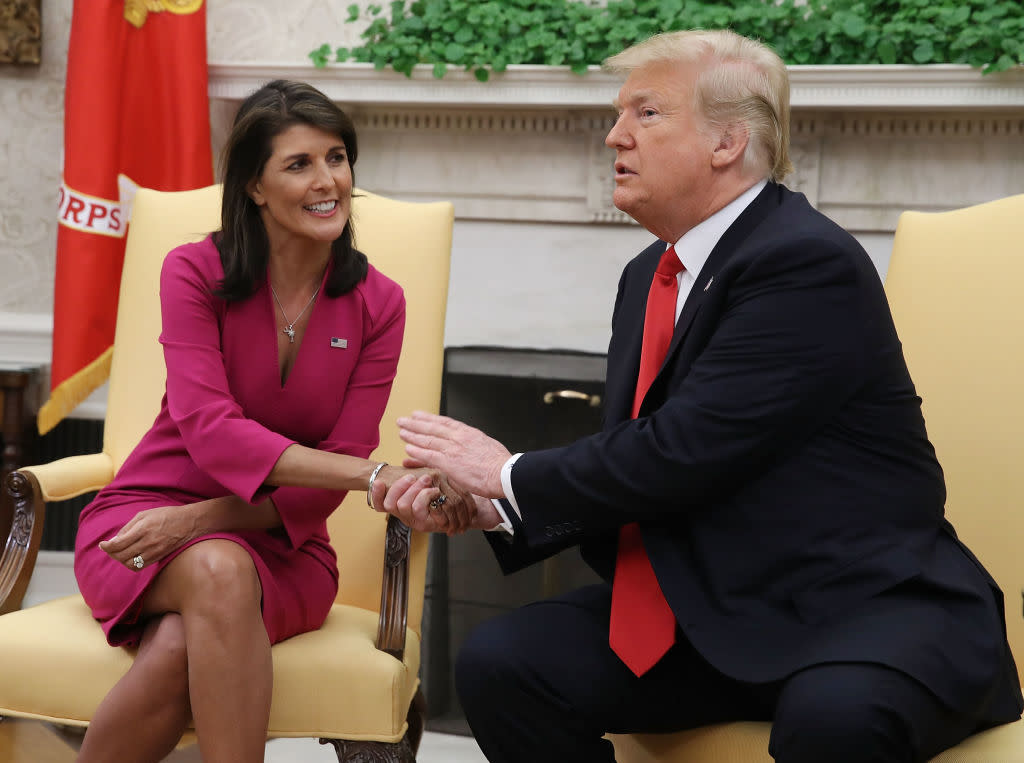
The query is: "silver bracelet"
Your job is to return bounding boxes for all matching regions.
[366,461,389,510]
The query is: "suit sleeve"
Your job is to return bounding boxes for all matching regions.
[509,235,873,542]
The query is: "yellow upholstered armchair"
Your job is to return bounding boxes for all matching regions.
[609,193,1024,762]
[0,185,454,762]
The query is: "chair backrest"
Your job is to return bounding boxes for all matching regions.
[105,185,223,470]
[326,192,452,633]
[104,186,453,635]
[884,194,1024,684]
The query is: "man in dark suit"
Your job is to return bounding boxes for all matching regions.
[377,29,1022,763]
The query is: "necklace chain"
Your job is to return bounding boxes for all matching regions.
[270,282,321,343]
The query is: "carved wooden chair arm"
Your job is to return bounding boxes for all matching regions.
[0,453,114,615]
[0,470,46,615]
[375,514,412,661]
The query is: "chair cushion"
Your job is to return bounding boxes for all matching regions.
[930,721,1024,762]
[0,595,420,743]
[609,718,1024,762]
[609,723,775,763]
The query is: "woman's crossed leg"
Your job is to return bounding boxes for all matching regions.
[77,539,270,763]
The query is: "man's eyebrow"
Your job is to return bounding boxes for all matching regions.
[614,89,658,111]
[629,89,657,103]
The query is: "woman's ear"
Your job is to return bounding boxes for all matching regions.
[711,124,749,169]
[247,179,265,207]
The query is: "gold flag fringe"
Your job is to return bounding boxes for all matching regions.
[36,347,113,436]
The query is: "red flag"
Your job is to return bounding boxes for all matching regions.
[39,0,213,434]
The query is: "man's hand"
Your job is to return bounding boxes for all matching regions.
[99,504,198,571]
[397,411,510,498]
[372,473,501,535]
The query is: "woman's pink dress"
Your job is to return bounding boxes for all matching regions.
[74,236,405,647]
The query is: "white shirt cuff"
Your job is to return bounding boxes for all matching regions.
[484,453,523,535]
[500,453,523,520]
[487,499,514,534]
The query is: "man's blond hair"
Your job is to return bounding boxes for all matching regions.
[605,30,793,182]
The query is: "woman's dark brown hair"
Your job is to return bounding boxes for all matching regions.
[214,79,366,301]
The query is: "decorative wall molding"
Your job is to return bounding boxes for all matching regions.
[0,311,51,366]
[354,110,583,134]
[340,109,1024,140]
[828,115,1024,137]
[787,65,1024,110]
[209,62,1024,111]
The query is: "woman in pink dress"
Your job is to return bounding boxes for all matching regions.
[72,80,468,762]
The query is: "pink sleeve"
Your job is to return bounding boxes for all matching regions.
[159,243,295,502]
[270,278,406,549]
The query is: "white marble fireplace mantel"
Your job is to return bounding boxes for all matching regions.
[209,62,1024,110]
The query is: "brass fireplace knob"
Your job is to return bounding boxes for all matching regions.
[542,390,602,407]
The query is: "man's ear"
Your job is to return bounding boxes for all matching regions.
[711,124,749,169]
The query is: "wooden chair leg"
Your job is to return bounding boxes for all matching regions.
[320,736,415,762]
[406,687,427,755]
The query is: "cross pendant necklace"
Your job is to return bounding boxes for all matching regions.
[271,282,321,344]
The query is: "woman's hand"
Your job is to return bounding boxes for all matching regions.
[370,468,479,535]
[99,504,199,571]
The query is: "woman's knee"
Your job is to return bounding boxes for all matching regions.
[173,540,262,614]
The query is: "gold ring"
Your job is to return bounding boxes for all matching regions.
[428,494,448,512]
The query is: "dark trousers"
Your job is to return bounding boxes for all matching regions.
[455,584,986,763]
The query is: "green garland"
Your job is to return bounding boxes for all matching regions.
[311,0,1024,80]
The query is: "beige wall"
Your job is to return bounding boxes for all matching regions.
[0,0,71,315]
[0,0,368,316]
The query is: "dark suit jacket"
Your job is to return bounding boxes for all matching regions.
[487,183,1022,721]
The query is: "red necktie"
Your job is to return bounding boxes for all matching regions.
[609,245,684,676]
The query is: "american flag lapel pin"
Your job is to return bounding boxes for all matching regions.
[330,337,348,349]
[704,276,714,292]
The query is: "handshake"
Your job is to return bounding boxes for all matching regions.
[366,411,512,535]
